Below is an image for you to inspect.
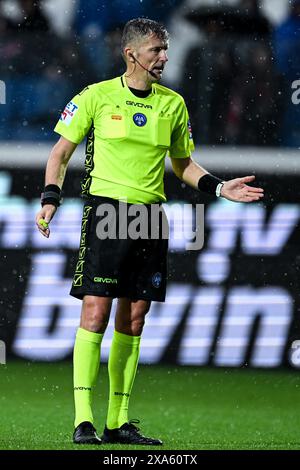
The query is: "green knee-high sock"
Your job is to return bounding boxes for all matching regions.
[73,327,103,427]
[107,330,141,429]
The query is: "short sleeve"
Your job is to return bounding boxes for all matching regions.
[169,98,195,158]
[54,86,96,144]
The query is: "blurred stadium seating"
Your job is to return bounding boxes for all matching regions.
[1,0,299,146]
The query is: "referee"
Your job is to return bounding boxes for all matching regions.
[36,18,264,445]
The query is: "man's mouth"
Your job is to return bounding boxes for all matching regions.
[152,66,164,75]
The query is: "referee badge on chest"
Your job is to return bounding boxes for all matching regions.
[100,106,128,140]
[133,113,147,127]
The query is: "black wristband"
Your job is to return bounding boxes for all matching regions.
[41,184,61,207]
[197,174,222,195]
[44,184,61,195]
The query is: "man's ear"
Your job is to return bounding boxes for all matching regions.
[125,48,136,63]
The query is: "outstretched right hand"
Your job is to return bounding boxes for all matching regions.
[35,204,57,238]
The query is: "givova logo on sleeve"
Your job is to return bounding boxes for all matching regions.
[60,101,79,126]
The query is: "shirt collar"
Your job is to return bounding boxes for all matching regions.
[120,74,156,96]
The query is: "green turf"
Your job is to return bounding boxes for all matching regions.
[1,361,300,450]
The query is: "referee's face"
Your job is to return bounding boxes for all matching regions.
[134,34,169,82]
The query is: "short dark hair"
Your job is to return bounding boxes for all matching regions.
[121,18,169,54]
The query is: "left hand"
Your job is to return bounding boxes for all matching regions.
[221,175,264,202]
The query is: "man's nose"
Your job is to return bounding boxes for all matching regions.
[160,50,168,62]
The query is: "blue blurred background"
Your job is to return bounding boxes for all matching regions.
[1,0,300,146]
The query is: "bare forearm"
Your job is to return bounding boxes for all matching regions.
[45,148,69,188]
[172,157,208,189]
[181,161,208,189]
[44,137,77,188]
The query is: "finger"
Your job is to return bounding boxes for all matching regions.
[36,221,47,233]
[36,220,50,238]
[36,220,45,231]
[243,195,262,202]
[245,191,264,198]
[37,226,49,238]
[244,186,264,193]
[239,175,256,184]
[44,213,53,224]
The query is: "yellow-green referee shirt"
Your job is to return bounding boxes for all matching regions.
[54,75,195,204]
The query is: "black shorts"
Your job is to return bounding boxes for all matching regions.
[70,196,169,302]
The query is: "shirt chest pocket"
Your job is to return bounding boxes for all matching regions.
[99,107,128,140]
[153,115,172,148]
